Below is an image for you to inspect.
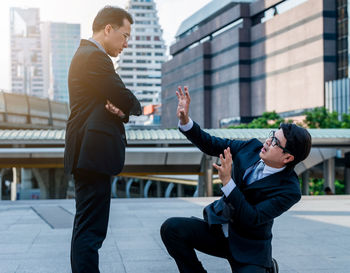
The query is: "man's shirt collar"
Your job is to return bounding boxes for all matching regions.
[88,37,107,54]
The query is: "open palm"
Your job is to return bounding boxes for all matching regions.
[176,86,191,124]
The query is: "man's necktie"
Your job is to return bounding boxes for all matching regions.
[246,160,265,185]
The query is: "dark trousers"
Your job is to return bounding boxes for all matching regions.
[71,169,111,273]
[160,217,268,273]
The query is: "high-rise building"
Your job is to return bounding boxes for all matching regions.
[325,0,350,117]
[162,0,338,128]
[116,0,167,126]
[10,7,45,97]
[41,22,80,102]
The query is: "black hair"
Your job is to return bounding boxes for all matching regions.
[92,6,133,33]
[279,123,312,169]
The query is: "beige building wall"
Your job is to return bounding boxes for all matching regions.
[250,0,331,116]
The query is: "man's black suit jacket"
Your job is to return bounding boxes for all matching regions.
[181,121,301,268]
[64,39,141,176]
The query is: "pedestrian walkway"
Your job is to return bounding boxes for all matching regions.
[0,196,349,273]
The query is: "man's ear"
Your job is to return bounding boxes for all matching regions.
[104,24,113,35]
[283,154,294,165]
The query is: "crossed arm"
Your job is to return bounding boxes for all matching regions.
[85,50,141,119]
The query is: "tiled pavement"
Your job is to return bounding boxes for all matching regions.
[0,196,349,273]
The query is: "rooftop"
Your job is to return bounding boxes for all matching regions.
[0,128,350,146]
[175,0,254,38]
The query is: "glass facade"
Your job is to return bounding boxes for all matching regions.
[325,1,350,116]
[41,22,80,102]
[325,78,350,116]
[10,8,45,97]
[337,0,349,79]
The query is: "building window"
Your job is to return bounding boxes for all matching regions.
[136,52,152,56]
[136,44,152,48]
[337,0,349,79]
[252,0,308,26]
[122,75,133,79]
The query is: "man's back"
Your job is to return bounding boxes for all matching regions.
[64,39,139,176]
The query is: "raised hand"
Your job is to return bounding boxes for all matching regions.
[213,147,232,186]
[176,86,191,125]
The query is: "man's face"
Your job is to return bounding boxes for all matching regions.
[104,18,131,57]
[259,129,294,168]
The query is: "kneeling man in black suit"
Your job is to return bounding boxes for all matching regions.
[160,87,312,273]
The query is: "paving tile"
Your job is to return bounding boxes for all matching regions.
[0,196,349,273]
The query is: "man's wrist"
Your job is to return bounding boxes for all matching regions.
[179,117,189,125]
[222,176,231,186]
[178,118,193,132]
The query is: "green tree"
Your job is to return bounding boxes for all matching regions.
[229,111,284,129]
[340,112,350,128]
[304,107,341,128]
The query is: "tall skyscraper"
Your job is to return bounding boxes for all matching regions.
[41,22,81,102]
[116,0,167,126]
[325,0,350,117]
[10,7,45,97]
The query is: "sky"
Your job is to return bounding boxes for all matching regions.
[0,0,212,90]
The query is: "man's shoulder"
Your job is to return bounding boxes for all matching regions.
[73,40,112,70]
[77,41,101,57]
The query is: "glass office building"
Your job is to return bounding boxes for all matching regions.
[10,8,45,97]
[326,0,350,116]
[41,22,80,102]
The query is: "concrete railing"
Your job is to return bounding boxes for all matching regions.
[0,91,69,129]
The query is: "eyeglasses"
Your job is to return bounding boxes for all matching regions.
[268,131,292,154]
[113,27,130,42]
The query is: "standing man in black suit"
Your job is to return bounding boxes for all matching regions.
[64,6,141,273]
[160,87,312,273]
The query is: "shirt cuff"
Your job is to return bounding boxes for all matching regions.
[221,178,236,197]
[178,118,193,132]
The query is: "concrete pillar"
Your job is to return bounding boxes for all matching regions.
[0,169,5,201]
[139,180,144,198]
[11,167,20,201]
[54,168,69,199]
[156,181,161,197]
[32,168,69,199]
[345,168,350,194]
[48,168,55,199]
[198,155,214,197]
[323,158,335,193]
[32,168,48,199]
[344,152,350,194]
[177,183,184,197]
[301,170,310,195]
[21,168,32,190]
